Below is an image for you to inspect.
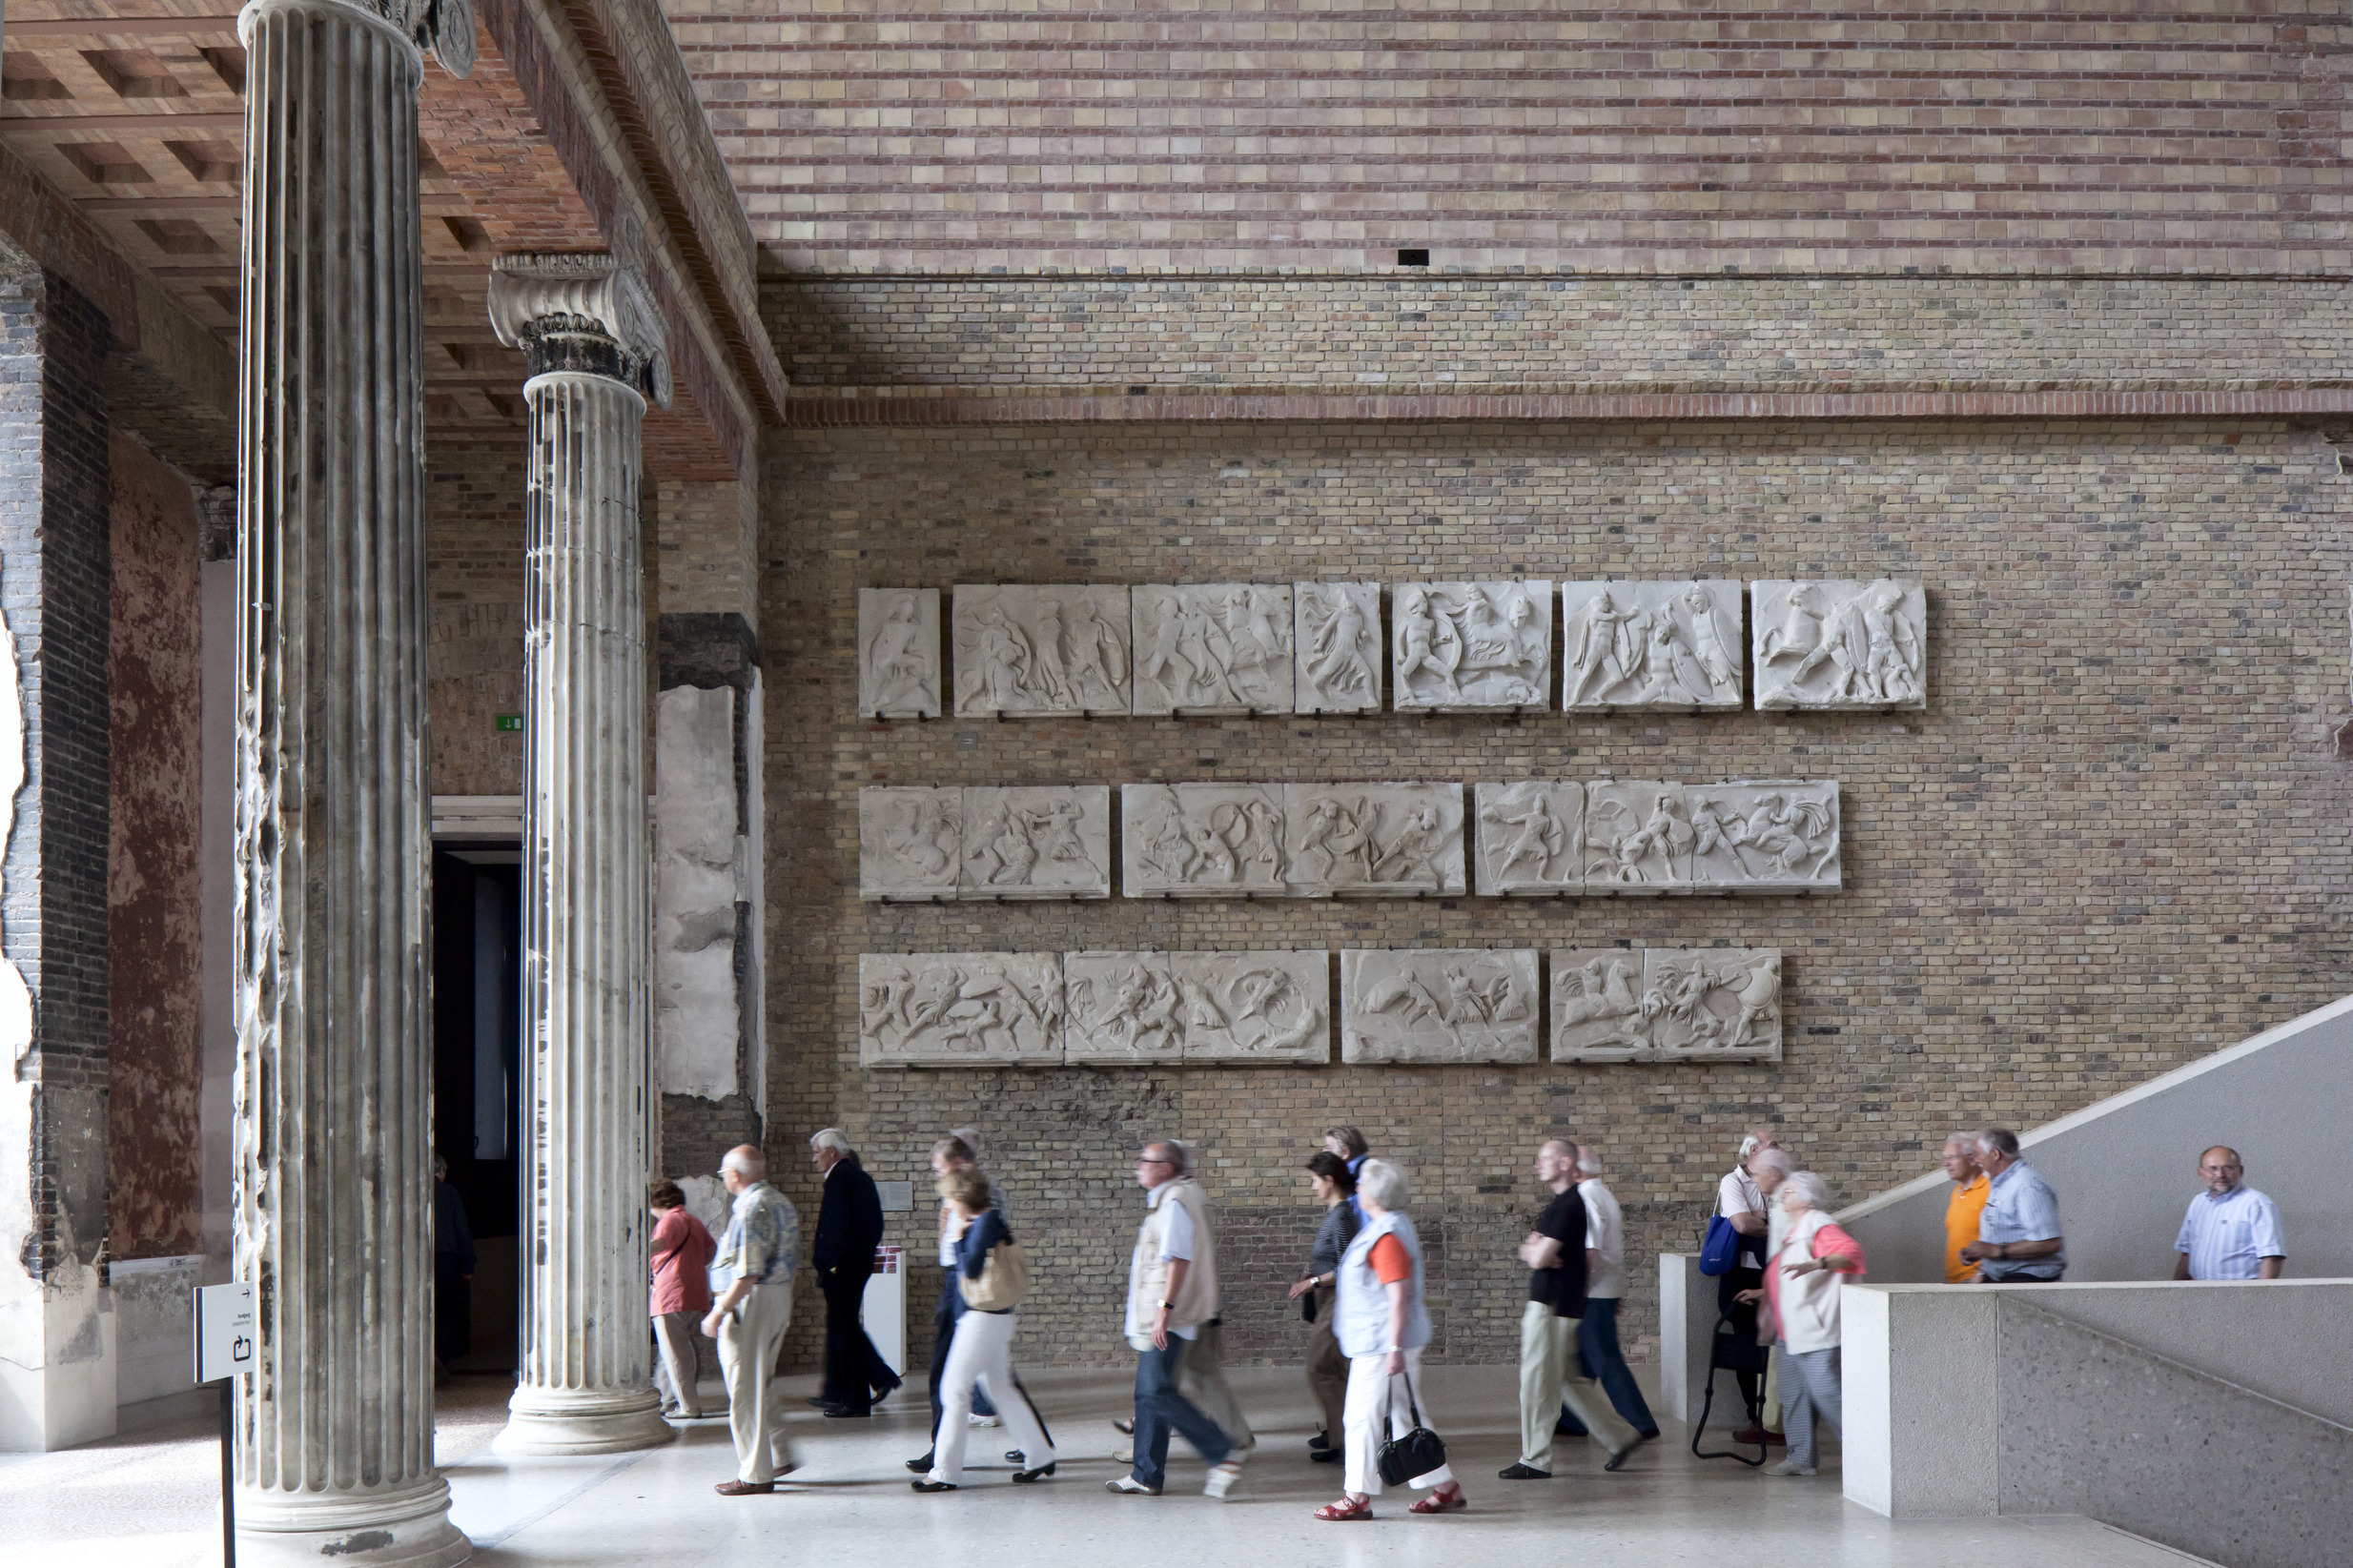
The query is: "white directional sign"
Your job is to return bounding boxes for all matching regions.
[194,1281,256,1384]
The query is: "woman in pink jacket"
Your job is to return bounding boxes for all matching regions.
[650,1180,718,1418]
[1736,1170,1865,1478]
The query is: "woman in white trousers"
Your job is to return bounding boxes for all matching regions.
[915,1168,1056,1491]
[1317,1159,1465,1520]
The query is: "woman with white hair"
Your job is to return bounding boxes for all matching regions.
[1735,1171,1866,1477]
[1315,1158,1466,1521]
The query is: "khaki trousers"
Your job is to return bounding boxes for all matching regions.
[1179,1318,1255,1450]
[1517,1299,1637,1471]
[1304,1285,1349,1442]
[718,1282,796,1483]
[651,1310,705,1417]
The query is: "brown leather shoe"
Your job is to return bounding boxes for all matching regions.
[714,1479,775,1497]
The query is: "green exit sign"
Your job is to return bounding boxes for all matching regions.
[495,714,523,733]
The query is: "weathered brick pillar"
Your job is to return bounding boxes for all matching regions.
[232,0,473,1558]
[0,237,115,1455]
[486,255,674,1455]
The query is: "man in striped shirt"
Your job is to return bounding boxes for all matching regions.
[2173,1147,2285,1282]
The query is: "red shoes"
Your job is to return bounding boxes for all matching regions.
[1315,1495,1375,1521]
[1409,1484,1467,1515]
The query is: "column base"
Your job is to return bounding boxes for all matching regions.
[235,1477,470,1568]
[495,1385,674,1456]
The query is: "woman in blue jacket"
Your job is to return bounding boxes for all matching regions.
[913,1167,1057,1491]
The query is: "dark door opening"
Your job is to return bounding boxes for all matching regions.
[432,845,523,1374]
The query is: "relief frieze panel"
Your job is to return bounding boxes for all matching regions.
[1340,948,1541,1064]
[1064,950,1329,1066]
[858,952,1065,1067]
[951,585,1133,717]
[1293,582,1384,714]
[1391,581,1552,711]
[1751,579,1927,710]
[1131,584,1295,715]
[1550,947,1782,1063]
[857,587,942,718]
[1561,580,1746,711]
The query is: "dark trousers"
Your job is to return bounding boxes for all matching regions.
[820,1271,897,1409]
[925,1277,1046,1451]
[1131,1339,1234,1491]
[433,1256,470,1367]
[1574,1296,1657,1434]
[1720,1265,1766,1413]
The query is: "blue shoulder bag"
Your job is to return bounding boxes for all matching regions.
[1698,1213,1742,1276]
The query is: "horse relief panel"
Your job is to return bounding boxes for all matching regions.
[1474,782,1585,895]
[1294,582,1384,714]
[1065,950,1329,1065]
[951,585,1134,717]
[1549,947,1781,1062]
[1582,780,1696,891]
[958,785,1111,899]
[1752,579,1926,710]
[1341,948,1541,1064]
[1687,781,1841,891]
[1391,581,1552,711]
[1131,585,1295,714]
[1121,784,1288,897]
[858,587,942,718]
[858,952,1065,1067]
[859,785,963,901]
[1561,580,1745,711]
[1286,784,1465,897]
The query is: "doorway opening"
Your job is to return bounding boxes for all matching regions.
[432,844,523,1375]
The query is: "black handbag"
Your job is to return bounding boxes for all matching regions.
[1376,1374,1448,1487]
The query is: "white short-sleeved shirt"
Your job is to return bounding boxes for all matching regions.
[1717,1168,1767,1271]
[1579,1178,1626,1298]
[2175,1185,2285,1280]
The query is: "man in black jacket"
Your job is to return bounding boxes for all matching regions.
[809,1128,900,1415]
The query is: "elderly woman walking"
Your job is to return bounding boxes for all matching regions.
[1315,1159,1466,1520]
[1736,1171,1866,1477]
[1286,1151,1361,1461]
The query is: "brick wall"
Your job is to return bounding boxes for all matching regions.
[671,0,2353,273]
[760,413,2351,1371]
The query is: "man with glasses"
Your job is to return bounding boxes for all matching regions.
[703,1145,800,1495]
[2173,1147,2285,1281]
[1108,1141,1246,1500]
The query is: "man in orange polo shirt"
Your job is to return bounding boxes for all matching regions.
[1939,1133,1991,1283]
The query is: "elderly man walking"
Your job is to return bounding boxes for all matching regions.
[1959,1129,2066,1283]
[1939,1133,1991,1284]
[2173,1146,2285,1280]
[704,1145,800,1495]
[1107,1139,1246,1500]
[1500,1137,1643,1479]
[810,1128,900,1416]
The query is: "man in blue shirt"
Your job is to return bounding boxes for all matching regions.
[1957,1128,2066,1282]
[2173,1146,2285,1281]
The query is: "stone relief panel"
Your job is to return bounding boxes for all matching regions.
[1293,581,1384,714]
[858,952,1065,1067]
[958,785,1112,900]
[1122,784,1290,898]
[951,585,1133,717]
[1131,585,1295,715]
[1391,581,1552,711]
[1286,784,1465,898]
[1561,580,1746,710]
[1065,950,1329,1066]
[1751,579,1927,710]
[1687,780,1841,892]
[1582,781,1695,891]
[1549,947,1782,1062]
[1340,948,1541,1064]
[858,785,963,901]
[857,587,942,718]
[1473,782,1585,896]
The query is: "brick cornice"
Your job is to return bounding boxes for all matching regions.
[783,387,2353,428]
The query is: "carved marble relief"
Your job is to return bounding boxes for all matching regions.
[1065,950,1329,1066]
[1550,947,1781,1062]
[1582,780,1695,891]
[1561,580,1745,710]
[958,785,1112,899]
[1286,784,1465,898]
[858,952,1065,1067]
[951,585,1134,717]
[857,587,942,718]
[1473,782,1585,896]
[858,786,963,901]
[1122,784,1290,898]
[1687,780,1841,892]
[1131,585,1295,714]
[1340,948,1541,1064]
[1751,579,1926,710]
[1294,582,1384,714]
[1391,581,1552,711]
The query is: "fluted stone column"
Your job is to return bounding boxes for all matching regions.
[487,256,675,1456]
[232,0,472,1562]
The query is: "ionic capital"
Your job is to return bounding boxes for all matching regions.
[238,0,475,76]
[487,254,673,408]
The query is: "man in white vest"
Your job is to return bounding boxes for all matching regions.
[1106,1139,1247,1499]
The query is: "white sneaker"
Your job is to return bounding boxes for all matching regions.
[1763,1458,1818,1477]
[1106,1476,1160,1496]
[1204,1456,1245,1500]
[1113,1446,1134,1464]
[967,1413,1001,1428]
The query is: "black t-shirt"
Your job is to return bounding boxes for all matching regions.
[1526,1188,1590,1317]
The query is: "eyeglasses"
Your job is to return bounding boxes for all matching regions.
[1136,1157,1172,1167]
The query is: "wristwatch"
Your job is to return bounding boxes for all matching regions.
[1158,1300,1176,1311]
